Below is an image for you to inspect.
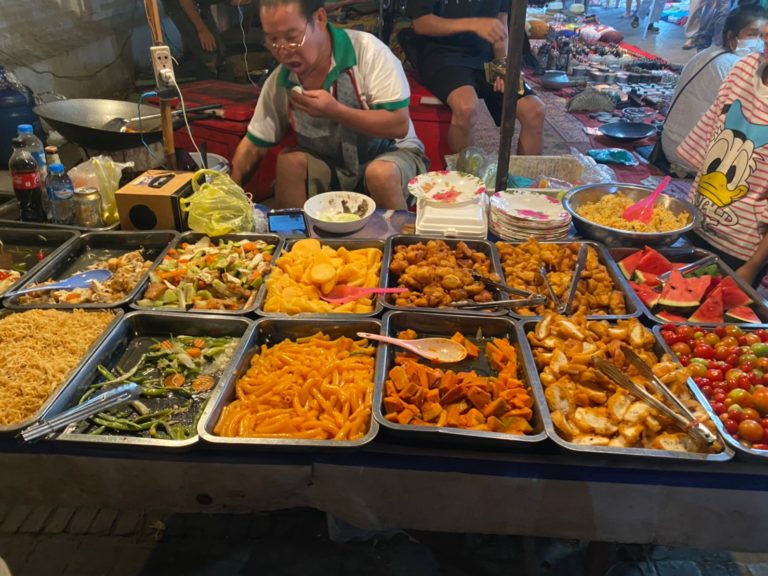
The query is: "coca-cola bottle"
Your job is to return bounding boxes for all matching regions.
[9,138,46,222]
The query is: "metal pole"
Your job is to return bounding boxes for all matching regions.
[494,0,528,193]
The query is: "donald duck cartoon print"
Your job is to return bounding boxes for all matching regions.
[694,100,768,228]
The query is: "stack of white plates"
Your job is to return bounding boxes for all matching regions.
[489,190,572,241]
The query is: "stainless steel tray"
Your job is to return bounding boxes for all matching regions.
[0,227,80,299]
[256,238,385,318]
[45,311,253,449]
[609,247,768,325]
[3,230,178,310]
[381,235,509,316]
[199,317,381,448]
[517,317,733,462]
[0,308,123,436]
[373,311,548,446]
[652,324,768,462]
[132,231,283,316]
[496,240,642,321]
[0,199,120,232]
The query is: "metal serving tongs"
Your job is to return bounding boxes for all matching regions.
[557,244,587,315]
[538,264,561,311]
[470,271,541,299]
[449,295,548,310]
[657,254,718,283]
[592,357,717,446]
[620,345,718,445]
[19,383,142,443]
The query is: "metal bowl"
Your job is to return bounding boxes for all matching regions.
[563,183,698,247]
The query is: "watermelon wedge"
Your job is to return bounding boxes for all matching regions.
[659,270,709,310]
[719,276,753,309]
[725,305,760,323]
[656,310,689,323]
[689,286,724,323]
[629,281,661,309]
[635,247,674,275]
[634,270,661,287]
[618,249,646,280]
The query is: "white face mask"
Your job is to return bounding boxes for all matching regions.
[735,37,765,56]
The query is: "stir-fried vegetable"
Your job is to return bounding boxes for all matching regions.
[136,236,275,311]
[72,334,239,440]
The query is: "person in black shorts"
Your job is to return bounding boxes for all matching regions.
[406,0,545,155]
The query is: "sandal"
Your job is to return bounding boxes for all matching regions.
[631,15,639,28]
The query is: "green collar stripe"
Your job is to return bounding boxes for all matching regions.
[276,24,357,90]
[372,97,410,111]
[247,131,277,148]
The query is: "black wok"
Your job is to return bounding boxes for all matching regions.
[34,99,221,151]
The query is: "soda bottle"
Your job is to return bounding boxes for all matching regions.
[46,163,75,225]
[9,138,46,222]
[17,124,47,181]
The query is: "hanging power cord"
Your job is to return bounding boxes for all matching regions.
[167,75,204,161]
[238,5,260,87]
[137,90,163,162]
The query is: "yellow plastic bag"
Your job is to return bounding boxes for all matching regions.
[180,169,255,236]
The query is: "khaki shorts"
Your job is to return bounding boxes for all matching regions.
[304,147,430,203]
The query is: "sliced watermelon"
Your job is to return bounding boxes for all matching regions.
[656,310,689,323]
[719,276,753,309]
[629,281,661,309]
[689,286,724,323]
[618,249,646,280]
[659,270,709,309]
[634,270,661,287]
[635,247,674,275]
[725,305,760,323]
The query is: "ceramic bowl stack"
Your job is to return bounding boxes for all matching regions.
[489,189,572,241]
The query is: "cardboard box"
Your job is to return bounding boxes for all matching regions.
[116,170,194,231]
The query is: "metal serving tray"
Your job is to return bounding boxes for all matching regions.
[199,317,381,448]
[653,324,768,462]
[0,199,120,232]
[132,231,283,316]
[45,311,253,449]
[496,240,642,321]
[517,317,733,462]
[609,247,768,325]
[0,308,123,436]
[256,238,385,318]
[3,230,178,310]
[381,235,509,316]
[373,311,548,446]
[0,227,80,299]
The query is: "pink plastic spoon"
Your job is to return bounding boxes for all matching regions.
[622,175,672,224]
[320,286,408,305]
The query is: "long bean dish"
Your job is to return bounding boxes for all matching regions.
[68,334,239,440]
[136,237,276,311]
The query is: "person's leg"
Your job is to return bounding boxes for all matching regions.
[684,0,703,48]
[445,86,480,153]
[710,0,731,47]
[697,0,716,49]
[515,94,545,155]
[364,161,408,210]
[275,149,310,208]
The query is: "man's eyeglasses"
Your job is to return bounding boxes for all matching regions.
[265,23,308,52]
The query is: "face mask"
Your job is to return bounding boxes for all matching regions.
[735,37,765,56]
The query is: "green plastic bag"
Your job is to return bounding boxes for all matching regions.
[180,169,255,236]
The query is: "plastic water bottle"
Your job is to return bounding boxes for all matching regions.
[17,124,46,180]
[46,163,75,225]
[9,138,45,222]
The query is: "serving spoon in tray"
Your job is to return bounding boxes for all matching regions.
[6,269,112,298]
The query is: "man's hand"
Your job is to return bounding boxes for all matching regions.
[198,27,217,52]
[472,18,506,45]
[290,89,341,118]
[493,77,505,93]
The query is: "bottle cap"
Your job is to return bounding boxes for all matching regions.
[44,146,58,154]
[49,163,65,174]
[17,124,33,134]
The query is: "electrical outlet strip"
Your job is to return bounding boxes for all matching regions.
[150,45,175,87]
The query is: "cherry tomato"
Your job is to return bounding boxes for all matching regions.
[719,336,738,348]
[688,363,708,378]
[752,444,768,451]
[762,416,768,428]
[713,392,727,403]
[699,384,714,397]
[702,333,720,347]
[672,342,692,356]
[662,323,676,332]
[738,420,764,443]
[693,331,705,340]
[713,387,726,396]
[711,401,727,415]
[728,405,746,421]
[677,326,695,339]
[726,368,745,382]
[757,358,768,372]
[744,333,761,346]
[694,344,715,359]
[724,419,740,434]
[726,325,745,337]
[726,353,740,367]
[752,389,768,415]
[743,407,761,421]
[715,325,728,338]
[728,388,752,407]
[661,330,676,344]
[756,329,768,342]
[679,355,690,366]
[715,346,732,361]
[762,373,768,386]
[706,368,724,382]
[751,342,768,358]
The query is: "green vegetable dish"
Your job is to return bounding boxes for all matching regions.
[68,334,239,440]
[135,236,276,311]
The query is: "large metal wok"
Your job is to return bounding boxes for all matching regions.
[34,98,220,151]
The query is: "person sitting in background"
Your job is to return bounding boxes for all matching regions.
[677,21,768,287]
[162,0,250,79]
[662,4,766,174]
[405,0,545,155]
[230,0,428,210]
